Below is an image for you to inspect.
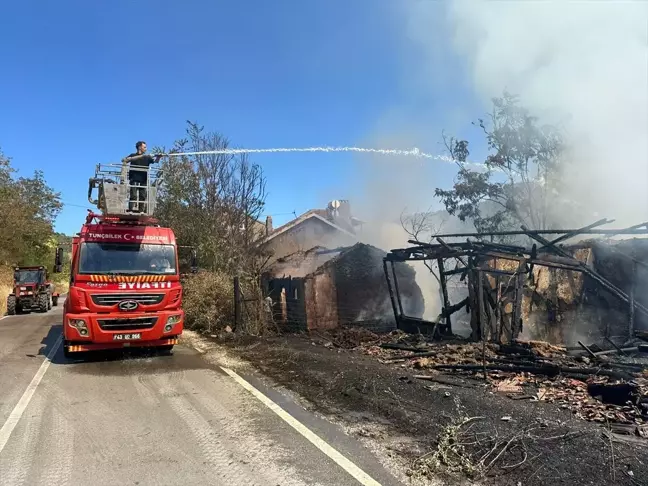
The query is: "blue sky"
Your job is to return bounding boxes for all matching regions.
[0,0,486,235]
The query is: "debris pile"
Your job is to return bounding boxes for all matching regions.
[308,322,648,433]
[535,377,648,424]
[366,334,648,430]
[311,326,400,350]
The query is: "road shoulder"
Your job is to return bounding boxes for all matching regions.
[182,331,409,486]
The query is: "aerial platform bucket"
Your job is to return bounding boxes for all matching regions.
[88,161,162,216]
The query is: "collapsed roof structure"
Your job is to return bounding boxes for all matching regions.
[384,218,648,345]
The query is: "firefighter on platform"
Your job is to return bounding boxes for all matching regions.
[122,141,162,212]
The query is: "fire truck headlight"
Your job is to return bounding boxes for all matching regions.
[69,319,89,336]
[164,314,182,332]
[69,319,86,327]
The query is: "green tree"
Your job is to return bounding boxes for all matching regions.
[0,148,63,266]
[435,92,565,238]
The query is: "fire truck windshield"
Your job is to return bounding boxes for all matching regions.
[78,243,177,275]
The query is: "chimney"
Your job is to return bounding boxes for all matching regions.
[338,200,351,220]
[265,215,273,236]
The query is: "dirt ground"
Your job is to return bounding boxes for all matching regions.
[212,331,648,486]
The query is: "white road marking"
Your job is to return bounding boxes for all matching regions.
[0,335,62,453]
[220,366,383,486]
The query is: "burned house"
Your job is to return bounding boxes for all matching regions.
[264,243,424,332]
[385,221,648,346]
[259,200,364,260]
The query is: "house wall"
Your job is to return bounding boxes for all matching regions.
[472,248,596,344]
[266,276,307,332]
[304,271,338,330]
[265,242,425,333]
[266,247,338,279]
[332,246,424,325]
[472,241,648,345]
[264,218,356,261]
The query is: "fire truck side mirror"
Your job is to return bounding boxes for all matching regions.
[54,247,63,273]
[191,249,198,273]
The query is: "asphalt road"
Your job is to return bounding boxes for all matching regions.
[0,306,403,486]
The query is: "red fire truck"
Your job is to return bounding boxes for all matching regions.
[58,161,194,358]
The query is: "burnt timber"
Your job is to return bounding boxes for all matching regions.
[384,221,648,343]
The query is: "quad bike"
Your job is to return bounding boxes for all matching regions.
[6,266,59,315]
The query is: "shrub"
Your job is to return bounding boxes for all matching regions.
[0,266,12,315]
[182,270,234,333]
[182,270,273,336]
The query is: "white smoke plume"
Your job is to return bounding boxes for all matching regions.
[348,0,648,326]
[407,0,648,226]
[350,131,446,321]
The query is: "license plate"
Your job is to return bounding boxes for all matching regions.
[113,333,142,341]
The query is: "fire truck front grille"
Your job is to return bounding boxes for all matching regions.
[97,317,158,331]
[91,293,164,306]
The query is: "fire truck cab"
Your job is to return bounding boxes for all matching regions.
[61,212,185,357]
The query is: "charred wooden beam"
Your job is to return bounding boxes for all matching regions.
[477,270,487,343]
[474,266,519,277]
[386,249,473,262]
[383,258,400,328]
[443,266,468,277]
[576,346,639,356]
[387,245,588,275]
[538,218,613,250]
[635,330,648,342]
[521,225,648,318]
[466,239,528,254]
[380,343,425,352]
[443,297,469,317]
[512,262,525,340]
[578,340,599,360]
[604,337,627,356]
[437,258,452,334]
[436,237,470,265]
[608,221,648,238]
[390,261,405,317]
[434,227,648,238]
[629,261,637,338]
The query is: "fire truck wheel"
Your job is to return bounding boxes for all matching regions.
[47,294,52,310]
[38,294,48,313]
[6,296,16,315]
[52,296,58,307]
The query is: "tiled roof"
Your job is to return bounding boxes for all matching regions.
[261,209,355,244]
